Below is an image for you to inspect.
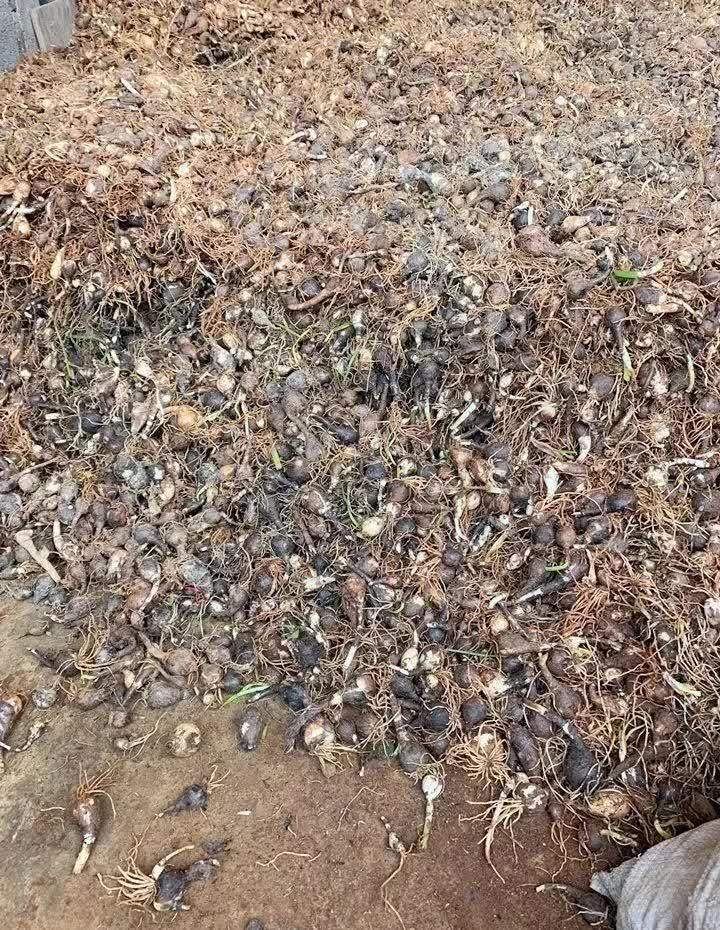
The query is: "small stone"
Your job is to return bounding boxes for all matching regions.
[31,0,73,52]
[32,687,57,709]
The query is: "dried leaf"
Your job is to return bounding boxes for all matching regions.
[544,465,560,500]
[50,248,65,281]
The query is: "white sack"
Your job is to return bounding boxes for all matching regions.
[591,820,720,930]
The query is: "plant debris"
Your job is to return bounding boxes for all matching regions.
[167,721,202,758]
[419,773,444,850]
[161,783,209,817]
[2,0,720,877]
[99,840,222,912]
[536,883,613,927]
[71,766,116,875]
[0,694,23,773]
[159,766,227,815]
[237,707,266,751]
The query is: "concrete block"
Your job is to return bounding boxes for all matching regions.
[15,0,38,54]
[30,0,72,51]
[0,10,21,70]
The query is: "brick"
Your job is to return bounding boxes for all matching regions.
[15,0,38,54]
[30,0,72,51]
[0,11,21,71]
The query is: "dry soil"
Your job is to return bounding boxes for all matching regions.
[0,600,588,930]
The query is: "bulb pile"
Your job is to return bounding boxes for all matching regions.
[2,0,720,860]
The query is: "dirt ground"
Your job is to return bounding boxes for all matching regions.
[0,599,587,930]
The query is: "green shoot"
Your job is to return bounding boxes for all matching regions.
[223,681,271,706]
[612,269,640,282]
